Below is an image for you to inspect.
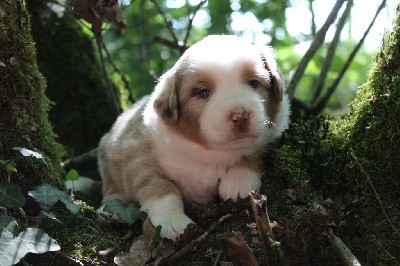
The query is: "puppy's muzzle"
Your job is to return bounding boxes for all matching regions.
[228,108,251,134]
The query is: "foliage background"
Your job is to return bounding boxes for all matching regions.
[101,0,394,114]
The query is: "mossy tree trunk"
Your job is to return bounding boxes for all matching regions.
[0,0,63,190]
[265,5,400,264]
[26,0,118,157]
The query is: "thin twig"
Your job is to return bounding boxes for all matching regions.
[310,0,353,105]
[150,0,180,46]
[159,214,233,265]
[154,35,188,52]
[308,0,316,38]
[95,34,121,115]
[213,250,222,266]
[99,38,136,103]
[61,148,98,171]
[329,229,362,266]
[286,0,346,98]
[292,97,312,113]
[311,0,387,115]
[138,2,160,80]
[313,203,362,266]
[350,150,400,238]
[139,44,159,80]
[56,251,85,266]
[183,0,207,46]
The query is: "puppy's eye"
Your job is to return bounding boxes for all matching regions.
[248,79,260,89]
[196,88,211,99]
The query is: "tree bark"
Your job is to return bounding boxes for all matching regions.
[0,0,63,190]
[26,0,118,156]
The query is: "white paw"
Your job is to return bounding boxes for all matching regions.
[141,194,194,241]
[151,211,193,241]
[218,168,261,201]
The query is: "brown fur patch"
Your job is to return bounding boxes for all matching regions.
[240,61,269,89]
[171,70,217,147]
[240,61,282,124]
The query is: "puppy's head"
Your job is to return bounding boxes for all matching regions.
[153,35,290,152]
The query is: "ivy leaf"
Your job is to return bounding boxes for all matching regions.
[28,184,81,214]
[40,211,62,224]
[0,183,25,208]
[58,196,81,214]
[0,160,17,173]
[66,169,79,181]
[103,199,146,225]
[0,215,60,265]
[0,215,18,237]
[12,147,43,160]
[0,60,5,67]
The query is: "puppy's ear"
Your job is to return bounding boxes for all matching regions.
[261,48,284,102]
[153,68,179,124]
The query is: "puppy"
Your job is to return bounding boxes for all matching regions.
[97,35,290,240]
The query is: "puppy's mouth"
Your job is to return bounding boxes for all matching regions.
[216,133,259,150]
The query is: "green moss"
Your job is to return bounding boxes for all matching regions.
[55,205,120,262]
[264,5,400,264]
[0,0,64,190]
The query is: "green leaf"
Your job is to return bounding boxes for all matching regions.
[66,169,79,181]
[0,215,60,265]
[0,215,19,237]
[0,60,5,67]
[103,199,145,225]
[28,184,81,214]
[0,160,17,173]
[40,211,62,224]
[12,147,43,160]
[58,196,81,214]
[0,183,25,208]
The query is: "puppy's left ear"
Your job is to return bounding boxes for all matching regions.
[153,68,180,124]
[261,48,284,102]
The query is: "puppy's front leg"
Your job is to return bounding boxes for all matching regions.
[218,167,261,201]
[141,193,193,241]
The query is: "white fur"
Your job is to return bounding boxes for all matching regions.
[98,35,291,241]
[219,167,262,201]
[141,194,194,241]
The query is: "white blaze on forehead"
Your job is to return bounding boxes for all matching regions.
[186,35,262,67]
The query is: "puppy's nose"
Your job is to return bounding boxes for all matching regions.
[229,109,250,132]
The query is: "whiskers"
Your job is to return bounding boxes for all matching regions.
[262,119,276,127]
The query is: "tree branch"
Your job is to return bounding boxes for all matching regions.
[286,0,346,98]
[329,230,362,266]
[95,34,121,114]
[183,0,207,46]
[150,0,180,48]
[310,0,353,105]
[99,37,136,103]
[311,0,387,115]
[61,148,98,171]
[308,0,316,38]
[154,35,188,52]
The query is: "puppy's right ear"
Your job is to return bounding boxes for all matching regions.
[153,68,179,125]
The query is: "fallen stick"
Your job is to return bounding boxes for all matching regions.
[249,191,285,266]
[219,231,258,266]
[329,230,362,266]
[158,214,232,265]
[314,203,362,266]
